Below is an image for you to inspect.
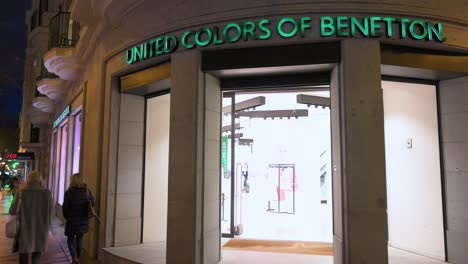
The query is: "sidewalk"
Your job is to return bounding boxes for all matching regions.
[0,190,71,264]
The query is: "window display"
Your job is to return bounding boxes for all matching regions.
[221,90,333,242]
[49,106,83,209]
[266,164,296,214]
[58,123,68,205]
[72,112,82,174]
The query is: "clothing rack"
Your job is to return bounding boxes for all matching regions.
[267,164,296,214]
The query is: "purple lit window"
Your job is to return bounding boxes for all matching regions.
[72,113,81,174]
[58,124,68,205]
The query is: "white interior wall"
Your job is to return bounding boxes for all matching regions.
[143,94,170,242]
[229,92,332,242]
[383,81,445,260]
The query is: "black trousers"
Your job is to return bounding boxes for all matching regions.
[19,252,41,264]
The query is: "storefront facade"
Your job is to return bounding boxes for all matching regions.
[20,0,468,263]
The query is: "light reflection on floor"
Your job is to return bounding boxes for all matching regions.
[104,241,449,264]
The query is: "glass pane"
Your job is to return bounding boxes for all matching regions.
[49,132,57,199]
[231,91,332,242]
[72,113,81,174]
[58,124,68,205]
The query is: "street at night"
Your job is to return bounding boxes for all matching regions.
[1,0,468,264]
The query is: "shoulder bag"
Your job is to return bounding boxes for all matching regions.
[86,189,96,219]
[5,194,21,238]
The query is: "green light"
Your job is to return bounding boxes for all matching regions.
[320,16,335,37]
[164,35,178,53]
[53,106,70,128]
[242,21,256,41]
[300,17,312,37]
[222,23,242,43]
[212,26,225,44]
[125,49,134,64]
[124,15,445,65]
[336,16,349,36]
[181,30,195,49]
[382,17,396,37]
[154,37,164,55]
[195,28,213,47]
[409,20,428,40]
[277,17,298,38]
[427,23,444,42]
[370,16,382,37]
[350,17,369,37]
[257,19,271,40]
[398,18,410,38]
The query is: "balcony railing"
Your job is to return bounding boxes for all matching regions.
[36,63,58,81]
[48,11,80,49]
[30,10,41,31]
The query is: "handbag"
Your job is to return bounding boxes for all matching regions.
[86,189,101,224]
[5,194,21,239]
[5,217,19,238]
[87,189,96,219]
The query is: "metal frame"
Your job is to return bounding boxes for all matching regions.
[221,92,236,238]
[268,164,296,215]
[436,82,449,262]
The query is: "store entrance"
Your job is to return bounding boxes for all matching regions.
[221,87,333,256]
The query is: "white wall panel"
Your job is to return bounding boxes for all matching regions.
[143,94,170,243]
[383,81,445,261]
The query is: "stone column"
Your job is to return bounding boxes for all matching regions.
[337,39,388,263]
[167,50,221,264]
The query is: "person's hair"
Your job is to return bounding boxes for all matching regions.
[70,173,86,188]
[26,171,42,185]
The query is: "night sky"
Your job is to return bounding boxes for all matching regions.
[0,0,31,128]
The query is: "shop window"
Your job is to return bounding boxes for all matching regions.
[72,112,81,174]
[57,123,68,205]
[49,131,58,196]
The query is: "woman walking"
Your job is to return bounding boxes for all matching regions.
[9,171,52,264]
[62,173,95,264]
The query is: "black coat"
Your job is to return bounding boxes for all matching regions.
[62,186,95,236]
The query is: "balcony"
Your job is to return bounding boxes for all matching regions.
[36,63,66,101]
[30,0,64,32]
[32,91,55,113]
[43,11,83,81]
[30,10,42,32]
[28,108,50,127]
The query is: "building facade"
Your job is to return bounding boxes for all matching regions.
[19,0,468,263]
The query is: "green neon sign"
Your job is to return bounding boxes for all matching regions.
[125,15,445,64]
[53,105,70,128]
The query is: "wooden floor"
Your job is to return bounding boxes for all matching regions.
[0,191,71,264]
[223,239,334,256]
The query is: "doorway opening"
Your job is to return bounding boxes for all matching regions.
[220,87,334,259]
[383,80,446,262]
